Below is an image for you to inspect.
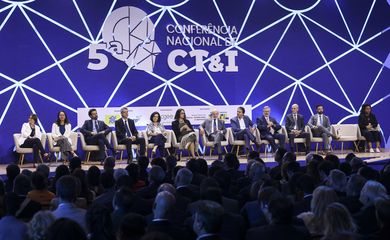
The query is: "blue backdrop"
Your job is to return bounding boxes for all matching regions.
[0,0,389,163]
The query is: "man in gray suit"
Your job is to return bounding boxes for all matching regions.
[200,110,226,160]
[307,104,339,153]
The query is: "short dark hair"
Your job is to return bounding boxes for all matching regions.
[56,175,77,202]
[100,170,115,189]
[88,108,97,117]
[316,104,323,109]
[69,157,82,173]
[113,187,135,211]
[47,218,87,240]
[237,106,245,114]
[31,171,47,190]
[6,164,20,181]
[151,157,167,172]
[174,108,185,120]
[149,166,166,184]
[200,187,223,204]
[30,114,38,123]
[118,213,146,240]
[36,164,50,178]
[13,174,31,195]
[103,156,116,171]
[137,156,150,170]
[224,153,240,170]
[195,200,224,233]
[268,197,294,224]
[150,111,161,122]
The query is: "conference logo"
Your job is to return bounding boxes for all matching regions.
[88,6,161,72]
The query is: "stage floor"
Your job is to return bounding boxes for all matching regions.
[0,149,389,175]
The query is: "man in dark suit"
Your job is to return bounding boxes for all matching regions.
[230,106,257,153]
[147,191,188,240]
[285,104,311,154]
[80,109,114,161]
[200,109,227,160]
[257,106,285,153]
[193,200,225,240]
[246,197,311,240]
[115,107,146,163]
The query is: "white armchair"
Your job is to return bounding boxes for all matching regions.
[227,127,255,156]
[111,131,142,161]
[79,132,111,162]
[13,133,47,166]
[143,130,172,157]
[47,132,78,162]
[200,129,229,156]
[331,124,359,151]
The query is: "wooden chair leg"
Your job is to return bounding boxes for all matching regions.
[224,146,228,153]
[120,151,123,161]
[315,143,319,153]
[86,152,91,162]
[341,142,344,152]
[236,146,240,156]
[210,148,213,157]
[19,153,25,166]
[264,145,267,155]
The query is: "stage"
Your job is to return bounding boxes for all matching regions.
[1,149,389,175]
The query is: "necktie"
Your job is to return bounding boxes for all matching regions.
[294,114,297,129]
[320,115,323,125]
[213,119,217,133]
[125,120,132,137]
[93,120,97,132]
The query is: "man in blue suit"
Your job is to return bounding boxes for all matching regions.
[257,106,285,153]
[230,107,257,153]
[80,109,115,162]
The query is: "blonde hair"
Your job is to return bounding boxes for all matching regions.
[324,203,356,236]
[309,186,338,233]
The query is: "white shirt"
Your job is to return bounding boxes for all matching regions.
[123,118,132,137]
[317,114,323,126]
[211,118,218,133]
[293,114,298,130]
[152,125,162,134]
[238,117,246,130]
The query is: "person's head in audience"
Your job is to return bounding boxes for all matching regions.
[172,166,184,179]
[149,166,166,185]
[323,202,356,237]
[13,174,32,195]
[100,170,115,190]
[282,152,296,163]
[55,165,70,180]
[258,186,282,211]
[116,175,133,189]
[249,161,266,182]
[137,156,150,171]
[267,197,294,225]
[306,160,321,184]
[86,203,114,240]
[345,153,356,164]
[346,174,367,198]
[193,200,224,237]
[325,154,340,168]
[359,180,388,207]
[153,191,175,219]
[114,168,129,182]
[318,161,336,181]
[281,161,300,181]
[6,164,20,183]
[197,158,208,176]
[274,147,287,165]
[224,153,240,170]
[103,156,116,171]
[87,166,100,188]
[69,156,82,173]
[29,211,56,240]
[158,183,176,196]
[328,169,347,193]
[126,163,140,184]
[46,218,87,240]
[310,186,338,227]
[208,164,223,177]
[296,174,316,196]
[113,187,135,212]
[200,177,219,194]
[165,155,177,172]
[186,158,200,175]
[339,162,352,176]
[117,213,146,240]
[213,169,231,192]
[174,168,193,187]
[200,187,222,204]
[21,169,33,177]
[350,157,365,173]
[56,175,77,204]
[247,151,259,161]
[249,180,264,201]
[358,166,380,181]
[36,164,50,179]
[151,157,167,172]
[375,198,390,228]
[31,171,48,191]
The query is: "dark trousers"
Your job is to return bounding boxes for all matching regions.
[235,128,256,150]
[119,137,146,160]
[20,138,46,163]
[208,132,225,154]
[288,132,311,152]
[150,134,166,157]
[261,133,285,152]
[86,134,113,158]
[361,130,381,143]
[312,126,332,150]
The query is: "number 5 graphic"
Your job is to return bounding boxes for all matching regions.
[87,43,108,70]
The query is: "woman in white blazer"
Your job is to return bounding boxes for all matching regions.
[19,114,49,166]
[51,111,77,161]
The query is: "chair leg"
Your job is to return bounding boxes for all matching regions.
[19,154,25,166]
[224,146,228,154]
[264,145,267,155]
[315,143,319,153]
[341,142,344,152]
[86,152,91,163]
[120,151,123,161]
[210,148,213,157]
[236,146,240,156]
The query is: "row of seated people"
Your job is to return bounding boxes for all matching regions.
[0,152,389,240]
[16,103,381,165]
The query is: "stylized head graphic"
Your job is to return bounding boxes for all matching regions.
[102,6,161,71]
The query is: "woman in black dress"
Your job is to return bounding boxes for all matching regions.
[358,104,381,153]
[171,108,197,158]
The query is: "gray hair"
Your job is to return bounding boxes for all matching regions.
[359,180,388,206]
[175,168,193,187]
[154,191,176,218]
[249,161,266,182]
[120,107,128,113]
[328,169,347,192]
[346,174,367,197]
[158,183,176,195]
